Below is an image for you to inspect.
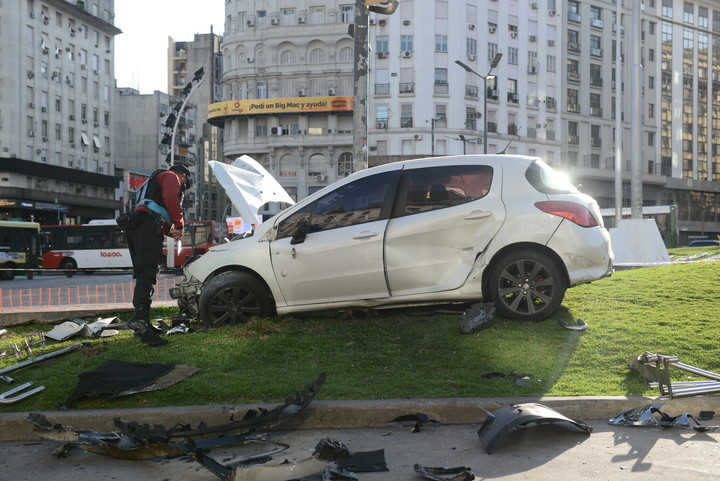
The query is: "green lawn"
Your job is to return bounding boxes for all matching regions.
[1,251,719,413]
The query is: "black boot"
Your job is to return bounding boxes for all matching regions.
[130,306,168,347]
[140,325,169,347]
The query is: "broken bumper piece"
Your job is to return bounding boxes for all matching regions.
[608,402,719,432]
[27,373,326,460]
[477,402,592,454]
[414,464,475,481]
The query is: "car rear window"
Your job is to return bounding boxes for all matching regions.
[401,165,493,215]
[525,160,579,194]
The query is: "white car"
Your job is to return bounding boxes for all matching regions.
[171,155,613,325]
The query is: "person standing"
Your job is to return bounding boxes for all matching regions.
[125,163,191,346]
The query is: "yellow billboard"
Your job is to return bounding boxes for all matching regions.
[208,96,354,122]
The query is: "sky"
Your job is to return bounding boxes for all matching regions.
[113,0,225,94]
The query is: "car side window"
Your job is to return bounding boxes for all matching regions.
[402,165,493,215]
[276,203,314,240]
[309,173,392,232]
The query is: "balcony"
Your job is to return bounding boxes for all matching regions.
[590,47,603,57]
[399,82,415,94]
[568,42,581,52]
[507,92,519,103]
[590,77,603,87]
[568,12,582,23]
[567,103,580,113]
[508,123,519,135]
[591,18,604,29]
[590,107,603,117]
[591,137,602,148]
[401,117,413,128]
[567,71,580,82]
[375,83,390,95]
[487,88,499,100]
[487,122,498,133]
[545,97,557,110]
[434,82,449,94]
[569,135,580,144]
[465,85,479,98]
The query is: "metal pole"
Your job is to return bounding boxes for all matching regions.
[614,0,623,226]
[352,0,369,172]
[630,0,643,218]
[431,118,435,156]
[483,75,488,154]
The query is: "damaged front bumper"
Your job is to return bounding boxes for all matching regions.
[168,277,201,301]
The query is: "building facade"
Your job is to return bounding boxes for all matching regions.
[217,0,720,243]
[0,0,121,223]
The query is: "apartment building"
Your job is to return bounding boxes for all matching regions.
[113,88,198,218]
[168,33,226,220]
[0,0,121,223]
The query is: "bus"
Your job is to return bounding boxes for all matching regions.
[40,219,228,276]
[600,205,678,248]
[0,220,42,280]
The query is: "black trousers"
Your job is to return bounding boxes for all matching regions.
[126,212,165,310]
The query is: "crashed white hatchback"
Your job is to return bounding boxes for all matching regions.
[171,155,613,325]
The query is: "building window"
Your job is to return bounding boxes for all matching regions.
[567,88,579,112]
[340,4,353,23]
[257,81,267,99]
[508,46,518,64]
[400,35,414,51]
[435,35,447,52]
[568,121,579,144]
[401,104,413,128]
[590,64,602,86]
[546,55,556,72]
[488,42,498,60]
[466,37,477,56]
[376,35,389,53]
[567,59,580,82]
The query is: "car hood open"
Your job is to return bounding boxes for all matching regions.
[209,156,295,225]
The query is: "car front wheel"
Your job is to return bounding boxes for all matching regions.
[198,272,273,328]
[488,249,566,321]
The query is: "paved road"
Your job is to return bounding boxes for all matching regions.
[2,421,719,480]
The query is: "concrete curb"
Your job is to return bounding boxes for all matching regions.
[2,395,719,442]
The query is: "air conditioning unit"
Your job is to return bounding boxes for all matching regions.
[297,89,307,97]
[528,66,538,74]
[247,19,255,26]
[403,20,411,25]
[548,39,556,46]
[529,35,537,42]
[328,88,336,95]
[41,106,47,112]
[30,12,35,18]
[29,102,35,108]
[94,122,99,127]
[42,48,49,55]
[298,16,306,23]
[93,69,99,75]
[70,143,75,148]
[81,64,87,69]
[510,93,519,101]
[467,53,476,60]
[468,23,475,30]
[27,70,35,78]
[377,51,388,58]
[369,19,376,25]
[246,57,255,63]
[489,26,496,33]
[28,130,35,137]
[510,32,518,38]
[402,84,413,92]
[403,50,413,58]
[82,119,87,124]
[376,121,387,129]
[270,18,279,25]
[532,2,538,9]
[316,174,327,181]
[378,19,386,26]
[414,134,423,140]
[490,89,499,97]
[549,9,556,16]
[536,123,542,129]
[98,166,104,172]
[42,137,48,142]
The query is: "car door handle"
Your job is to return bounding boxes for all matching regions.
[464,210,493,220]
[353,231,379,240]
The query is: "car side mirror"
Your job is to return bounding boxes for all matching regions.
[290,218,309,245]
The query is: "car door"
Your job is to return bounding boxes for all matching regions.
[384,162,506,296]
[269,171,399,306]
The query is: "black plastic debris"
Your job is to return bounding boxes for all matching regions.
[478,402,592,454]
[336,449,388,472]
[608,402,719,432]
[386,413,439,432]
[460,303,496,333]
[414,463,475,481]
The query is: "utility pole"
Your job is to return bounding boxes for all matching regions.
[352,1,399,173]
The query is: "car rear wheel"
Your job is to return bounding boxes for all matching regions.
[488,249,566,321]
[198,272,273,328]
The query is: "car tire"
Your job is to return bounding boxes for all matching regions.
[488,249,566,322]
[61,258,76,278]
[198,272,273,328]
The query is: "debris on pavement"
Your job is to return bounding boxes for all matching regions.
[386,413,439,432]
[477,402,593,454]
[28,373,327,460]
[460,302,496,333]
[558,318,588,331]
[630,351,720,398]
[46,317,125,341]
[414,463,475,481]
[607,402,719,432]
[335,448,388,472]
[61,359,201,409]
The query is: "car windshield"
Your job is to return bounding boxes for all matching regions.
[525,159,579,195]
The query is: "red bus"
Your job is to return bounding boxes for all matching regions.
[40,220,227,276]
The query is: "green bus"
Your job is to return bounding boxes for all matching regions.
[0,220,42,280]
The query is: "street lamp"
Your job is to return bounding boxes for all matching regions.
[455,53,502,154]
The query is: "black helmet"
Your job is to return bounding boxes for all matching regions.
[169,163,192,188]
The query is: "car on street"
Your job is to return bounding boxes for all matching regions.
[687,239,720,247]
[171,155,614,326]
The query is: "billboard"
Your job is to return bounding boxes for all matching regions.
[208,95,354,121]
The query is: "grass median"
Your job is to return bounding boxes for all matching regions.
[1,248,719,413]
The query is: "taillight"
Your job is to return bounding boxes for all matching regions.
[535,201,599,227]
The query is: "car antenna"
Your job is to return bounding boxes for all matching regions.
[498,126,522,154]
